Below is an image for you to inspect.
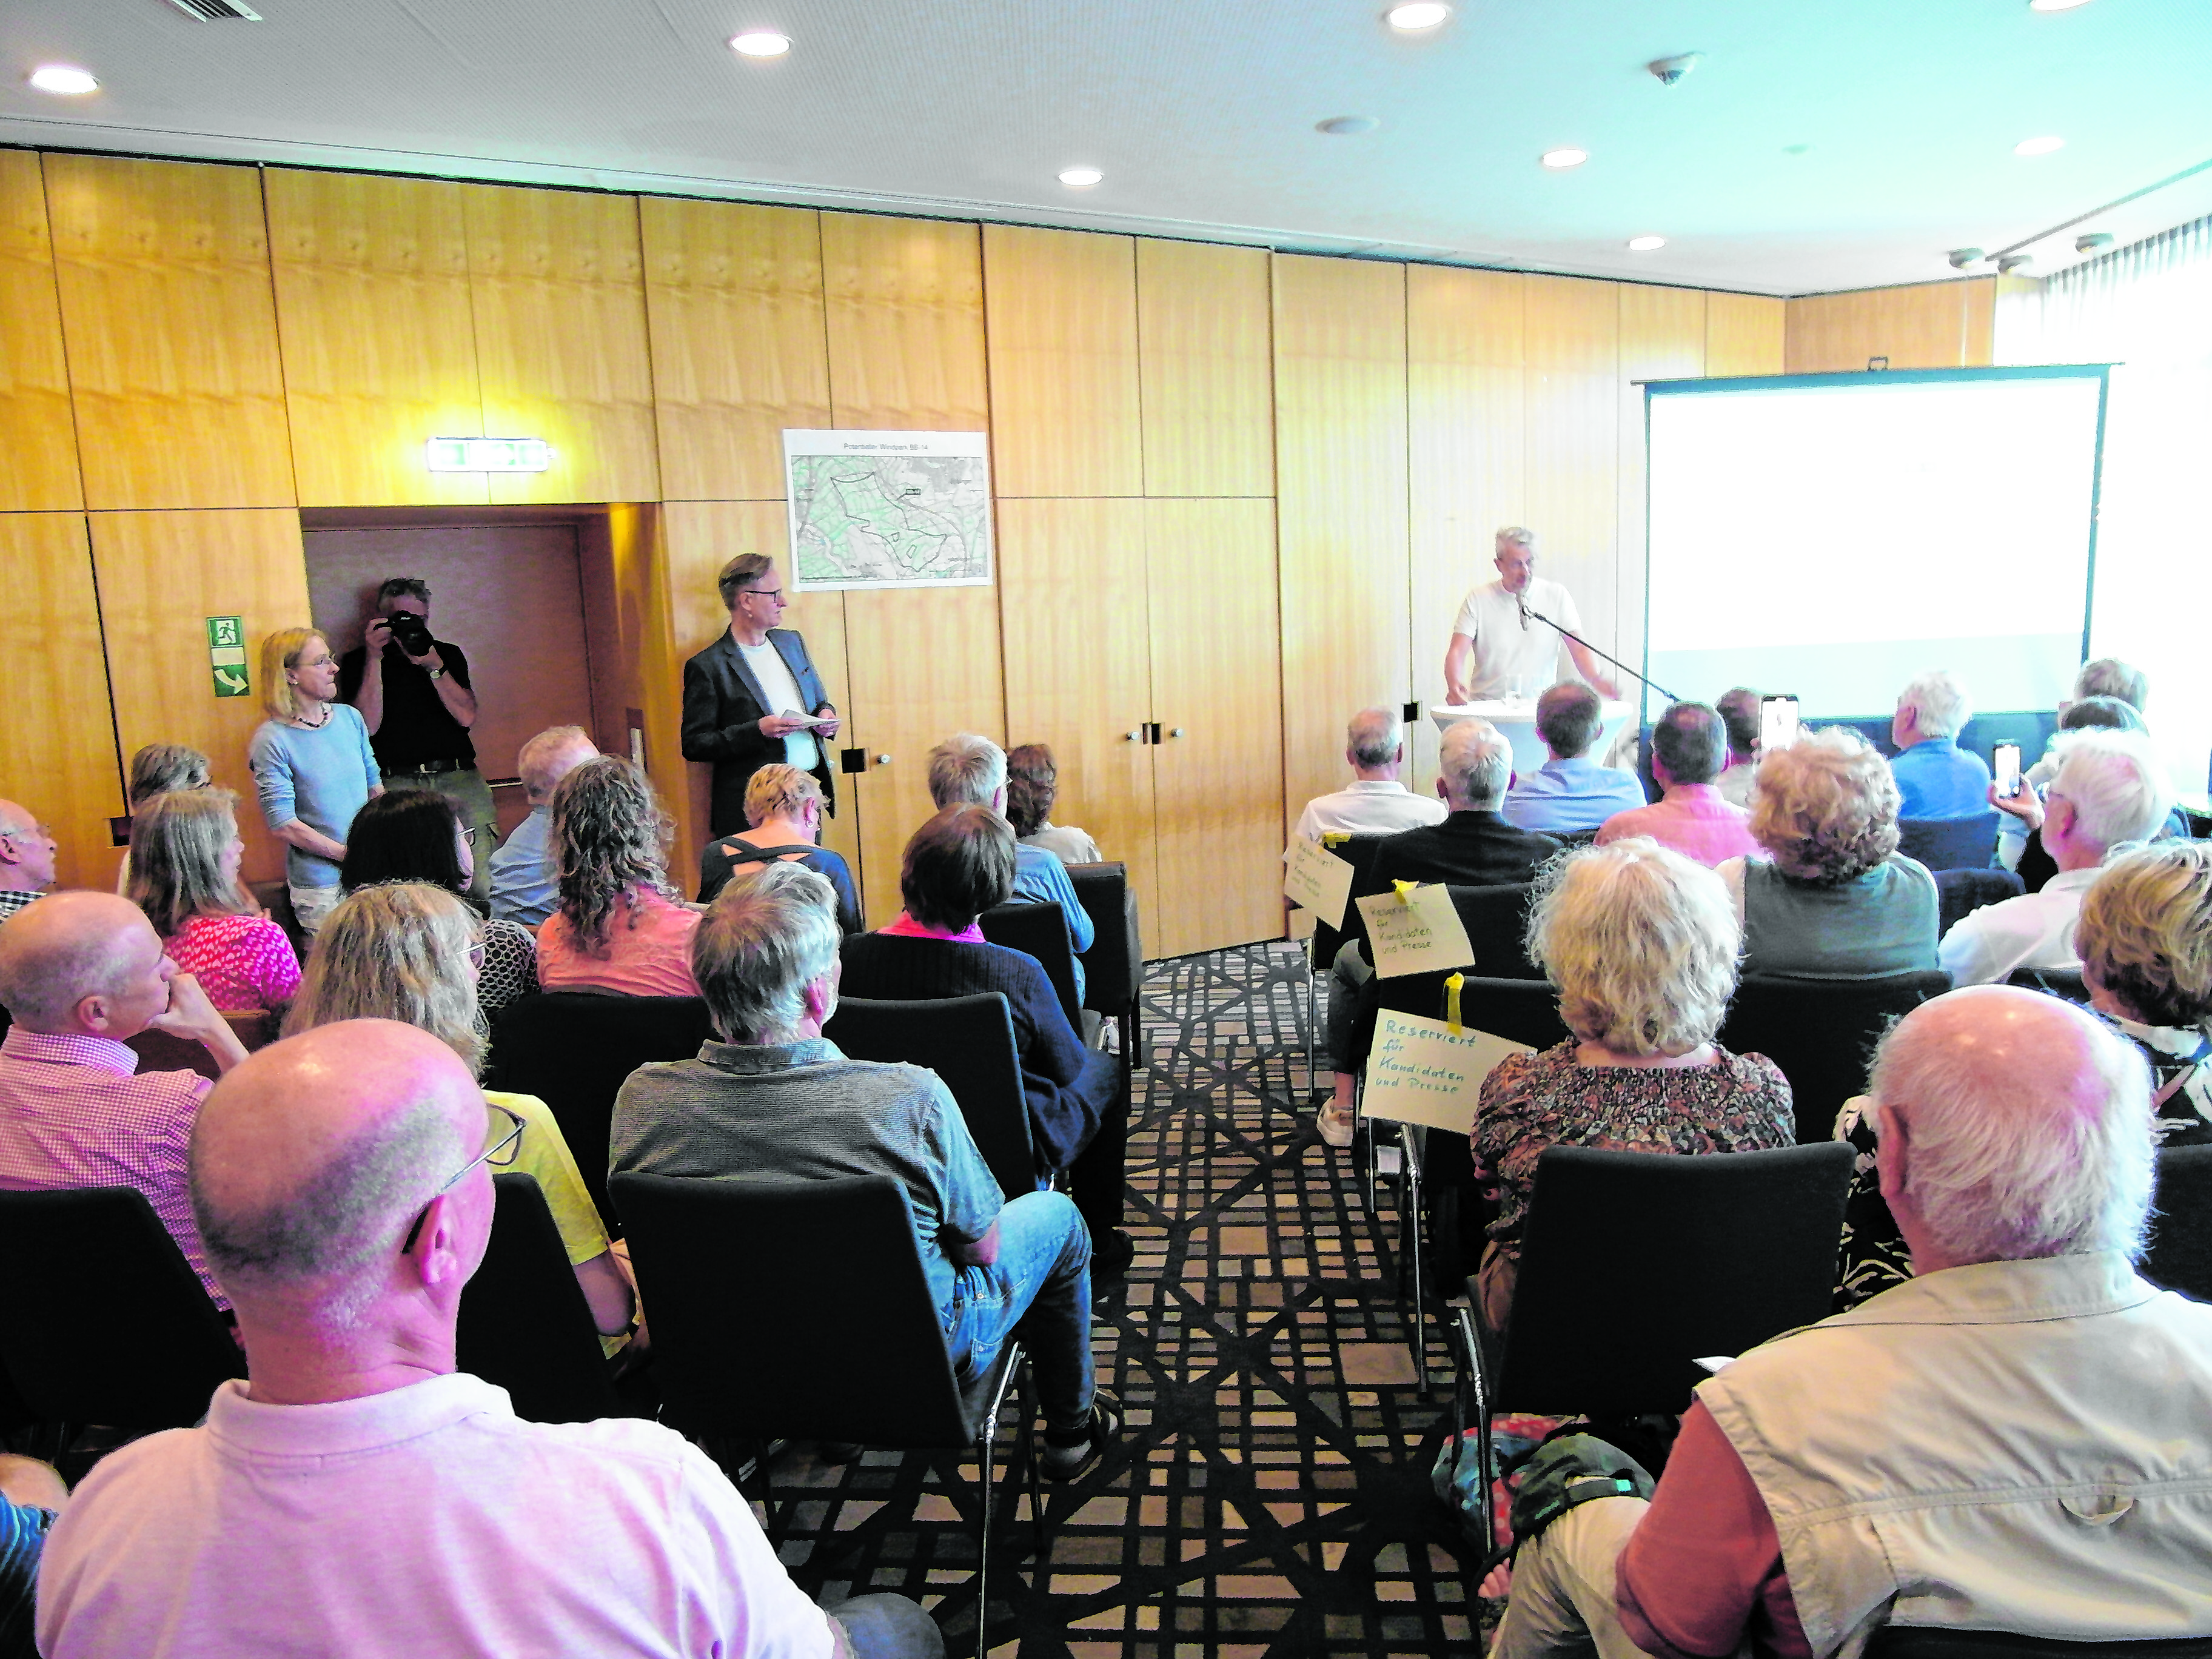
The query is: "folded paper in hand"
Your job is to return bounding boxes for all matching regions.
[1282,836,1355,932]
[1355,883,1476,977]
[1362,1010,1532,1133]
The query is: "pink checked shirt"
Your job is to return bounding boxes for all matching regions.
[0,1027,225,1309]
[1597,784,1761,869]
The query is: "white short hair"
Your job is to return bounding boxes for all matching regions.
[2052,728,2173,851]
[1347,708,1403,768]
[1870,997,2155,1263]
[1439,719,1511,809]
[927,734,1007,809]
[1898,669,1970,740]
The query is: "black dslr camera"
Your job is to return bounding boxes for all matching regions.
[384,610,435,658]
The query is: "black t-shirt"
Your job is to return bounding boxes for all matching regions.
[338,639,477,770]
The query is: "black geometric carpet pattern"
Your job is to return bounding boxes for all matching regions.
[762,942,1483,1657]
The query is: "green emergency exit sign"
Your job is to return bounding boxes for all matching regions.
[207,616,249,698]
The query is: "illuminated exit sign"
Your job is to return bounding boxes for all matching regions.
[426,437,552,472]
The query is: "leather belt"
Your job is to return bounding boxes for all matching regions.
[387,759,475,777]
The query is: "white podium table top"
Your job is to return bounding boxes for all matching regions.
[1431,700,1637,776]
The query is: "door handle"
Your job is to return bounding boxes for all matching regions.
[1124,729,1142,742]
[1170,726,1185,738]
[875,752,892,766]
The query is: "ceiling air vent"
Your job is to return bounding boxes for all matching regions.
[162,0,263,18]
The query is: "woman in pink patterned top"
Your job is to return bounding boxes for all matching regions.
[126,789,301,1014]
[537,756,702,997]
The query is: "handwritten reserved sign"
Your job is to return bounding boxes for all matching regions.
[1362,1010,1532,1133]
[1355,883,1476,978]
[1282,836,1355,931]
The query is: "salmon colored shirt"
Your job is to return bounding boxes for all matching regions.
[1597,785,1761,868]
[536,886,702,998]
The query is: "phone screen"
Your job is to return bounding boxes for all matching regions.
[1993,742,2023,799]
[1759,695,1800,753]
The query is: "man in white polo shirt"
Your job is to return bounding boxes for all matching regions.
[1291,707,1447,844]
[1443,528,1618,705]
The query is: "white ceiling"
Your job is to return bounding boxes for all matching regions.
[3,0,2209,295]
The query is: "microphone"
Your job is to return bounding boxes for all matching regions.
[1516,588,1530,632]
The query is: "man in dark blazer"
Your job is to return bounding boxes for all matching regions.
[680,554,840,838]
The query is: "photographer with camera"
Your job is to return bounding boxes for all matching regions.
[338,578,499,901]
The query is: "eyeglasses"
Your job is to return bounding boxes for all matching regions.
[743,588,785,603]
[460,826,479,846]
[466,938,486,971]
[0,823,52,846]
[400,1101,525,1253]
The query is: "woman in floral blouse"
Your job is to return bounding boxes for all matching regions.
[1471,837,1794,1336]
[126,789,301,1014]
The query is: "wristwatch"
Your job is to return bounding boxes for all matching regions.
[425,665,446,680]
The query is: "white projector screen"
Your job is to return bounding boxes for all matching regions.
[1643,366,2107,722]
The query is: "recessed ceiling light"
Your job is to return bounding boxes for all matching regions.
[729,31,790,56]
[1059,167,1103,189]
[28,64,99,95]
[1627,235,1667,252]
[2028,0,2094,11]
[1316,115,1381,136]
[1386,2,1452,31]
[1540,147,1588,170]
[2014,134,2065,156]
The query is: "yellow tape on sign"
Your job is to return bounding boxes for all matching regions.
[1393,879,1418,905]
[1322,831,1350,848]
[1444,972,1464,1035]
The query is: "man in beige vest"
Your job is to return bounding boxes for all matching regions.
[1495,984,2212,1658]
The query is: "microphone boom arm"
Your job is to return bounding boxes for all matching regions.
[1521,603,1681,706]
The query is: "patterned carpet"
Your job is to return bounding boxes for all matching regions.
[762,943,1483,1657]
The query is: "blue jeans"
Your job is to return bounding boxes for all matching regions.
[942,1190,1093,1436]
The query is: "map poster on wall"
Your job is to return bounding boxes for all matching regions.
[783,430,994,592]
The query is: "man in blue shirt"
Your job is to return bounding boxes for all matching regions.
[1889,669,1992,820]
[487,725,600,927]
[927,734,1095,999]
[1503,682,1648,834]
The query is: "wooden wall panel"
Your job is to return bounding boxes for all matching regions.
[45,156,295,511]
[998,498,1159,928]
[641,199,831,502]
[1704,292,1786,378]
[463,186,660,505]
[89,509,309,885]
[266,170,487,508]
[1136,238,1274,497]
[1523,276,1621,661]
[0,514,124,888]
[1147,498,1283,959]
[1617,286,1705,706]
[1273,253,1409,834]
[983,226,1141,498]
[1784,278,1996,373]
[0,154,84,512]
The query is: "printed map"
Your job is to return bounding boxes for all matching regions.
[783,432,993,591]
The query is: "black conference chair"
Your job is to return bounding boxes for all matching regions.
[1717,971,1952,1145]
[1447,1141,1854,1555]
[979,900,1087,1040]
[1898,814,2002,874]
[456,1173,624,1424]
[485,993,718,1231]
[1068,860,1144,1089]
[613,1171,1037,1640]
[1304,833,1391,1088]
[0,1187,246,1432]
[2144,1144,2212,1303]
[1870,1631,2212,1659]
[2005,964,2092,1007]
[1934,866,2023,938]
[825,993,1039,1202]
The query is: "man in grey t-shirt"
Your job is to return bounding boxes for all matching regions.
[609,862,1118,1483]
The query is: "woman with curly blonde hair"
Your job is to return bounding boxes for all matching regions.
[536,756,702,996]
[1715,726,1939,979]
[2078,840,2212,1145]
[1470,839,1793,1334]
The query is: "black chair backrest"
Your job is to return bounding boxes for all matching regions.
[2005,965,2092,1007]
[979,900,1082,1033]
[824,993,1036,1201]
[612,1170,975,1447]
[1499,1142,1855,1416]
[484,993,717,1231]
[1934,866,2024,938]
[1067,861,1142,1015]
[0,1187,245,1430]
[1369,973,1569,1071]
[1310,832,1389,972]
[1717,971,1952,1144]
[1898,814,2001,874]
[1447,883,1541,980]
[2145,1144,2212,1303]
[456,1173,622,1423]
[1869,1628,2212,1659]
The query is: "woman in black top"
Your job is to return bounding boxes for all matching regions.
[695,763,862,933]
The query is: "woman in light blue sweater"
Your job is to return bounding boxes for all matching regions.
[246,628,381,936]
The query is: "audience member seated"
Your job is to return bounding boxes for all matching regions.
[115,742,213,893]
[928,734,1093,999]
[342,790,538,1016]
[284,882,634,1346]
[1713,686,1761,809]
[127,789,300,1014]
[1940,728,2170,988]
[247,626,383,938]
[612,861,1119,1481]
[1321,719,1562,1147]
[1715,728,1939,980]
[0,801,56,929]
[537,757,702,998]
[36,1019,937,1658]
[1007,743,1104,866]
[1502,683,1646,836]
[1495,985,2212,1659]
[1887,667,1991,820]
[2077,840,2212,1145]
[489,725,599,928]
[0,1454,68,1659]
[1292,707,1449,842]
[2071,654,2148,717]
[0,891,247,1309]
[839,805,1129,1271]
[1596,702,1757,866]
[1470,840,1791,1336]
[696,763,862,933]
[2000,692,2151,882]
